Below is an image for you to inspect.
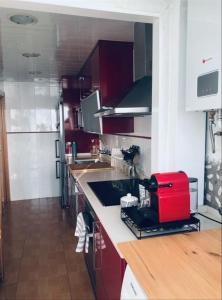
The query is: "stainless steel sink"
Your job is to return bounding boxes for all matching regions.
[74,159,98,165]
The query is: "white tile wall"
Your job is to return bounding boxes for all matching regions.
[4,81,59,132]
[7,132,60,200]
[127,116,152,137]
[4,81,60,200]
[100,116,152,176]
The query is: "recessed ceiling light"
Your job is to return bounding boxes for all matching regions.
[9,15,38,25]
[34,78,45,82]
[29,71,42,76]
[22,53,41,58]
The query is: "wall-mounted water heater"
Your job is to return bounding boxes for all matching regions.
[186,0,221,111]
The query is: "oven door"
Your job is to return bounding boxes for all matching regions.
[83,203,97,294]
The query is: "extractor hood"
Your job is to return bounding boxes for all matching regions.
[94,23,152,118]
[94,76,152,117]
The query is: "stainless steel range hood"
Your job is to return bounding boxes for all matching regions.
[94,76,152,117]
[94,23,152,118]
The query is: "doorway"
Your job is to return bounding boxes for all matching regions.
[0,94,10,280]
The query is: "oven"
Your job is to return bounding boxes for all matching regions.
[83,200,97,295]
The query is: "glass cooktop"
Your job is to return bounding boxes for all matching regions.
[88,179,140,206]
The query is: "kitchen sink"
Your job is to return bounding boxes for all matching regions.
[74,159,98,164]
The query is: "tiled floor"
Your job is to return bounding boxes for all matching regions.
[0,198,95,300]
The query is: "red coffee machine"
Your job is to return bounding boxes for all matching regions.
[146,171,190,223]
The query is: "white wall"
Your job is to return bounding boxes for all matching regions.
[5,81,60,200]
[102,135,151,176]
[101,116,151,176]
[151,0,206,205]
[127,116,151,137]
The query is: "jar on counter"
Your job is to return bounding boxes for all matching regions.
[189,177,198,214]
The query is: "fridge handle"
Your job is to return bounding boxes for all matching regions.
[56,160,60,179]
[55,139,60,158]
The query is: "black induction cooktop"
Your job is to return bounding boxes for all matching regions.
[88,179,140,206]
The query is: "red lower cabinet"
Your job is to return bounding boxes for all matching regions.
[96,269,108,300]
[95,222,126,300]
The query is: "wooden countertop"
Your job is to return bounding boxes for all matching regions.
[118,229,222,299]
[69,161,112,171]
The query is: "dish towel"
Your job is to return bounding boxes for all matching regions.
[75,212,91,253]
[95,232,106,251]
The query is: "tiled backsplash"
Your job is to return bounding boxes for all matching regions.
[100,116,152,177]
[5,81,59,132]
[7,132,60,200]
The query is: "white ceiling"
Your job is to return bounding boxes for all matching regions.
[0,8,134,82]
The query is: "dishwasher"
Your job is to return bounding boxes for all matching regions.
[121,265,148,300]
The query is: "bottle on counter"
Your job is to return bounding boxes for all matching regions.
[72,141,77,159]
[90,139,98,156]
[66,142,72,155]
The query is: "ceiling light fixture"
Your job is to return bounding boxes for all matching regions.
[22,53,41,58]
[34,78,45,82]
[9,15,38,25]
[29,71,42,76]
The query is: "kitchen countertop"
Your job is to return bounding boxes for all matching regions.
[69,161,112,171]
[118,228,222,299]
[70,168,137,255]
[70,167,221,257]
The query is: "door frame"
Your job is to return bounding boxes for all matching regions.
[0,0,186,173]
[0,94,10,203]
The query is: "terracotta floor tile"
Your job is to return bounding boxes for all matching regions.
[0,198,95,300]
[2,259,20,286]
[16,277,72,300]
[68,271,95,300]
[0,284,17,300]
[3,241,24,262]
[16,280,40,300]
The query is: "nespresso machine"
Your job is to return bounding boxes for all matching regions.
[144,171,191,223]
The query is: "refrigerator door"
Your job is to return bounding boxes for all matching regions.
[57,100,68,208]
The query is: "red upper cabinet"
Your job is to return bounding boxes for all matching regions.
[78,40,134,134]
[60,75,80,90]
[60,75,99,150]
[98,41,133,107]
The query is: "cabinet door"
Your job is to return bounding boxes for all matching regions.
[96,268,108,300]
[99,223,126,300]
[79,57,92,100]
[63,89,80,106]
[94,221,108,300]
[90,45,100,92]
[99,41,133,107]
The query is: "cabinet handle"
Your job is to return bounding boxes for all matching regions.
[93,221,102,271]
[55,139,60,158]
[93,221,97,270]
[75,189,79,217]
[56,160,60,179]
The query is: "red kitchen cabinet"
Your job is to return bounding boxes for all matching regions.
[60,75,99,150]
[60,75,80,90]
[78,40,134,134]
[70,182,126,299]
[95,221,126,300]
[63,89,80,106]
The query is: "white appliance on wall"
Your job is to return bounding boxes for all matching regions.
[186,0,221,111]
